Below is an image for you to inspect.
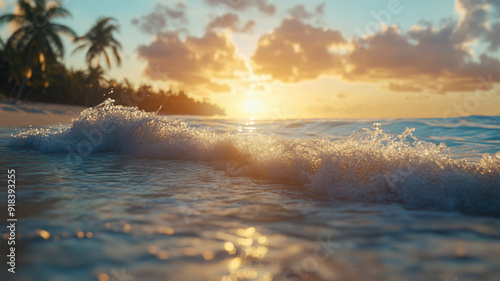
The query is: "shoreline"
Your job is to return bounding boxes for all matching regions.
[0,101,86,127]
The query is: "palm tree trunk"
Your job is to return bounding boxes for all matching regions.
[12,45,34,105]
[12,76,27,105]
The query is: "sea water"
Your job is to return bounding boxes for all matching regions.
[0,99,499,281]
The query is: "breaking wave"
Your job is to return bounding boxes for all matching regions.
[9,99,500,214]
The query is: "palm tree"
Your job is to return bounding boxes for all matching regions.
[73,17,122,69]
[0,0,76,104]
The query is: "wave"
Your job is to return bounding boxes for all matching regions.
[9,99,500,214]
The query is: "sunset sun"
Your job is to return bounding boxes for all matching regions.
[242,98,264,115]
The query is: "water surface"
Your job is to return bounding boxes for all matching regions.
[1,101,499,281]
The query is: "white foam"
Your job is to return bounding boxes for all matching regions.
[10,99,500,213]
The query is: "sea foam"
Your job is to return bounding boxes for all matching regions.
[9,99,500,213]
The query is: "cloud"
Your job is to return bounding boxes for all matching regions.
[346,25,500,92]
[385,82,423,92]
[207,13,255,33]
[486,21,500,51]
[453,0,500,50]
[348,25,462,78]
[137,31,247,94]
[337,91,348,98]
[452,0,490,44]
[342,0,500,93]
[254,0,276,15]
[132,0,500,96]
[249,0,500,93]
[131,2,187,34]
[205,0,276,15]
[0,0,6,10]
[251,18,346,82]
[288,3,325,21]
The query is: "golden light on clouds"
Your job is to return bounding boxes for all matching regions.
[68,0,500,118]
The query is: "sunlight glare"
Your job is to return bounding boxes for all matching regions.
[243,99,264,115]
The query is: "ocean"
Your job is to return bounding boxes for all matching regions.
[1,98,499,281]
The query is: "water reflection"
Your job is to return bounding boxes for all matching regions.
[1,139,499,281]
[220,227,272,281]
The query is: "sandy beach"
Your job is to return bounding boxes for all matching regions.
[0,101,85,127]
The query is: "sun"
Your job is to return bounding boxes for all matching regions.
[242,98,264,115]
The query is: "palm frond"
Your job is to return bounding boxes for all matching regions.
[0,14,25,25]
[109,37,122,49]
[45,6,72,20]
[111,46,121,66]
[72,43,89,55]
[34,0,47,9]
[45,29,64,57]
[7,27,30,52]
[86,45,99,66]
[18,0,35,20]
[102,48,111,69]
[52,23,77,39]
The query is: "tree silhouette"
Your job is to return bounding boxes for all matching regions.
[0,0,76,104]
[0,6,225,116]
[72,17,121,106]
[73,17,122,69]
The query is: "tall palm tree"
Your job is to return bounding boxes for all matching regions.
[73,17,122,69]
[0,0,76,104]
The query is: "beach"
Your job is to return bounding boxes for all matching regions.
[0,101,85,127]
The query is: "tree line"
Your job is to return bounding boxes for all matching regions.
[0,0,225,116]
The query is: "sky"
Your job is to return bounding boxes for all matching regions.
[2,0,500,119]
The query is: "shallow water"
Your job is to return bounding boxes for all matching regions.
[1,100,499,281]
